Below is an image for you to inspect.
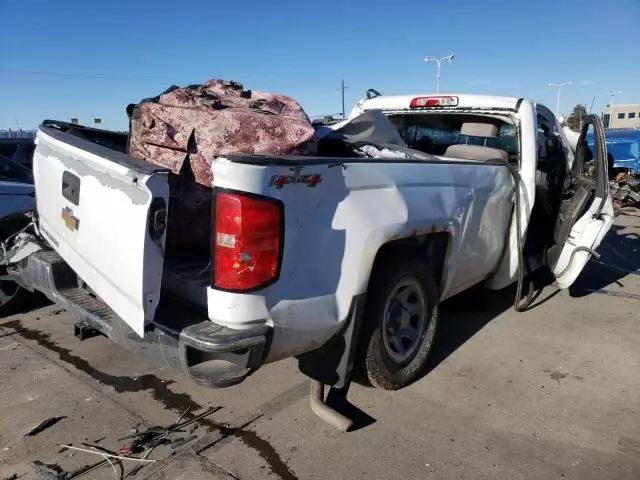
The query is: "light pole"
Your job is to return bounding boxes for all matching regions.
[605,90,622,128]
[607,89,622,109]
[548,81,571,117]
[424,54,455,93]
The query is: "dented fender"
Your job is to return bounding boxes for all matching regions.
[208,157,514,363]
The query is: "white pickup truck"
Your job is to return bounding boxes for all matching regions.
[2,93,613,421]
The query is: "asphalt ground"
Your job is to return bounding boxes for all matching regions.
[1,208,639,480]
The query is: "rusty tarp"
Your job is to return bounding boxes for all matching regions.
[127,79,316,186]
[127,79,316,255]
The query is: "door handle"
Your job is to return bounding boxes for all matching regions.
[62,171,81,205]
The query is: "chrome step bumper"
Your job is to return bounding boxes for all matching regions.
[8,250,271,388]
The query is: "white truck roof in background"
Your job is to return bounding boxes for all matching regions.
[358,93,523,112]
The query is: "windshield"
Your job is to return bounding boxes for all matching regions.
[0,154,33,183]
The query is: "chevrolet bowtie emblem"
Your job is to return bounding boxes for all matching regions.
[61,207,80,231]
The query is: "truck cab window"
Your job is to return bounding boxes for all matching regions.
[390,113,517,161]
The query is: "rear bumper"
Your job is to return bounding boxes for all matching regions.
[8,249,271,388]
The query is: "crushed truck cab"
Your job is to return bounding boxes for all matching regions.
[2,93,614,399]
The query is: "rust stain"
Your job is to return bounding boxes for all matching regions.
[388,224,451,242]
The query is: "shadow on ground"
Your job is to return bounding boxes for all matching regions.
[0,291,50,320]
[428,218,640,380]
[326,385,377,431]
[570,223,640,297]
[351,268,558,400]
[426,284,523,375]
[618,209,640,219]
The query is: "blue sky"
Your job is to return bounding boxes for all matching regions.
[1,0,638,130]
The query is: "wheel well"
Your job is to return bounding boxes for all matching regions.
[370,233,450,294]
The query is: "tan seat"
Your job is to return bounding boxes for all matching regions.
[444,121,508,162]
[444,144,508,162]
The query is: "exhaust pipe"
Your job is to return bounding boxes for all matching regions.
[309,380,354,432]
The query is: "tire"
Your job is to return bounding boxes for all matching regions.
[0,278,30,317]
[360,256,439,390]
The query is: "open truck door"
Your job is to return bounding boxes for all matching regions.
[548,115,614,288]
[33,124,169,336]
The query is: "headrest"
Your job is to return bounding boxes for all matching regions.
[460,122,499,137]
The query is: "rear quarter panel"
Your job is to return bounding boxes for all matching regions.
[210,158,513,361]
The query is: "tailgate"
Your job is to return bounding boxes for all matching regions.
[33,126,169,336]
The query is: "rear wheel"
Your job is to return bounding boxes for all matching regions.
[361,256,439,390]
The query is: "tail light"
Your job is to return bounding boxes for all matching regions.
[213,191,282,291]
[410,96,458,108]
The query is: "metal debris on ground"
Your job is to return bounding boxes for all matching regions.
[59,459,119,480]
[25,417,66,437]
[120,406,221,477]
[116,440,134,457]
[37,406,222,479]
[169,434,198,450]
[59,445,156,464]
[612,171,640,208]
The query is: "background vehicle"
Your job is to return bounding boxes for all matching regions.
[0,138,36,169]
[587,128,640,208]
[1,95,613,420]
[0,154,35,314]
[589,128,640,174]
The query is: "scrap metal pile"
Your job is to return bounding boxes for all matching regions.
[612,171,640,209]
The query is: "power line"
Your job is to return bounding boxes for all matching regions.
[0,67,161,83]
